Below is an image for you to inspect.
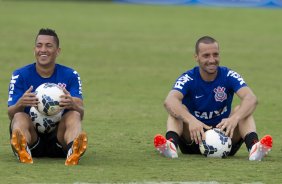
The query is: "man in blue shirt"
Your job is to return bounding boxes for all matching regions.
[8,28,87,165]
[154,36,272,161]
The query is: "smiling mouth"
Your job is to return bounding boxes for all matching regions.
[39,54,48,59]
[207,65,217,69]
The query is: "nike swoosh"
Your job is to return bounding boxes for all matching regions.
[195,95,204,99]
[249,144,258,156]
[169,143,177,152]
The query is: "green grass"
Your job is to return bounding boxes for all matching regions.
[0,1,282,183]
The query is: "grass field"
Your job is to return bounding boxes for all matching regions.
[0,0,282,183]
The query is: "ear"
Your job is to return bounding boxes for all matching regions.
[56,48,61,56]
[194,54,198,62]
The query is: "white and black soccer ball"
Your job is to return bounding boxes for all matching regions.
[35,83,64,116]
[29,106,62,134]
[199,128,232,158]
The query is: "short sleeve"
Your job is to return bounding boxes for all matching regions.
[8,71,25,106]
[226,69,247,92]
[172,72,194,96]
[67,70,83,99]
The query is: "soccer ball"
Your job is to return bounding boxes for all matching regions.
[35,83,64,116]
[29,106,62,134]
[199,128,232,158]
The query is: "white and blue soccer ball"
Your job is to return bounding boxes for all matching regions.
[35,83,64,116]
[29,106,62,134]
[199,128,232,158]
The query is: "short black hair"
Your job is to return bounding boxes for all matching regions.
[36,28,60,47]
[195,36,218,54]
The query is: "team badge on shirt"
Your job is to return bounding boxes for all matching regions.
[58,83,66,88]
[214,86,227,102]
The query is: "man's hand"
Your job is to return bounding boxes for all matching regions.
[189,119,212,144]
[59,88,75,110]
[216,117,239,138]
[18,86,39,108]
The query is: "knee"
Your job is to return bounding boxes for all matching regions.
[167,115,183,135]
[61,111,82,127]
[65,110,81,120]
[11,112,32,129]
[232,105,254,123]
[13,112,29,119]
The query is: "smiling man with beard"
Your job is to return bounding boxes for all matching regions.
[154,36,272,161]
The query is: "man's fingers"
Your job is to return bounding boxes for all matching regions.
[190,131,196,142]
[225,129,230,136]
[197,131,202,144]
[204,125,212,130]
[226,127,234,138]
[63,88,70,95]
[26,86,33,93]
[229,130,234,138]
[220,125,226,133]
[200,129,206,140]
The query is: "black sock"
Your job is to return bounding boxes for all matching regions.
[244,132,259,151]
[67,141,73,151]
[166,131,179,149]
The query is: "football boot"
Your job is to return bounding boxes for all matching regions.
[65,132,88,166]
[249,135,272,161]
[154,134,178,158]
[11,129,33,164]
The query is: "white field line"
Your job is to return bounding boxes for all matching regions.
[30,182,264,184]
[72,182,263,184]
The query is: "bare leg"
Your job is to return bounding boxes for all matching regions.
[57,111,82,149]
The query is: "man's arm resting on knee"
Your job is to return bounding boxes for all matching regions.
[231,86,258,122]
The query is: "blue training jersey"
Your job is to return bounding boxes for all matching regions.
[172,66,247,126]
[8,63,83,113]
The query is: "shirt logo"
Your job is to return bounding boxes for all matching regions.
[174,74,193,90]
[73,71,83,95]
[195,95,204,99]
[214,86,227,102]
[194,106,228,120]
[58,83,66,88]
[227,70,245,85]
[8,74,19,102]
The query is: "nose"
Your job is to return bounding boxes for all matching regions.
[208,56,216,63]
[39,45,47,52]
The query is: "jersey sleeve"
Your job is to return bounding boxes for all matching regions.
[226,69,247,92]
[7,70,25,107]
[67,70,83,99]
[172,72,194,96]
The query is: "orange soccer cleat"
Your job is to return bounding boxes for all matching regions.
[11,129,33,164]
[65,132,88,166]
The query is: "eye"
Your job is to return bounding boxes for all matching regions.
[36,43,42,48]
[46,44,53,48]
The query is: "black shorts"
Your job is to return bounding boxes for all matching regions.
[10,124,66,158]
[178,136,244,156]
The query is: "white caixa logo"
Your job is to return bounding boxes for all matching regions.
[8,74,19,102]
[194,106,228,120]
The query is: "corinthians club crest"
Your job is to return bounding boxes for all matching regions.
[214,86,227,102]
